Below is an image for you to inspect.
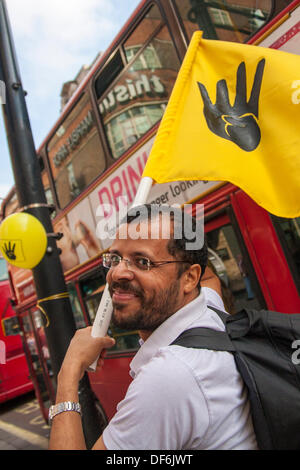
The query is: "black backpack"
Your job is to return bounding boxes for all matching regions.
[171,307,300,450]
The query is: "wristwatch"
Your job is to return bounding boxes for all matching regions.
[48,401,81,423]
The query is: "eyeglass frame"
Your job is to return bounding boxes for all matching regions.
[102,252,190,272]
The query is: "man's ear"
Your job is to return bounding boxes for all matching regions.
[183,264,201,294]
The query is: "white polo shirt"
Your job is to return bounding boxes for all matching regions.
[102,289,258,450]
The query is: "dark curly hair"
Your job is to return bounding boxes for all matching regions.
[122,204,207,291]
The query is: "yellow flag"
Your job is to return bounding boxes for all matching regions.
[142,32,300,218]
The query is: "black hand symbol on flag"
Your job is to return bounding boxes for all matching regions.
[198,59,265,151]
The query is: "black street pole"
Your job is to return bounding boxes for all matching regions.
[0,0,103,448]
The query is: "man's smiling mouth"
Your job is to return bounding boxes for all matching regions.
[112,289,138,301]
[110,283,143,303]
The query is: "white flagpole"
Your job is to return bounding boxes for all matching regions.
[88,177,153,370]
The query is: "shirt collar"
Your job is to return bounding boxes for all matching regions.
[130,291,207,378]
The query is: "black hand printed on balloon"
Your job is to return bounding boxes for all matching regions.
[198,59,265,151]
[3,241,16,260]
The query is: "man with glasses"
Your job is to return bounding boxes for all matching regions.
[49,205,257,450]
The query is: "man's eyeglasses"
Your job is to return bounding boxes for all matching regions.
[102,253,189,272]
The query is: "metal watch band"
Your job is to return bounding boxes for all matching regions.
[48,401,81,423]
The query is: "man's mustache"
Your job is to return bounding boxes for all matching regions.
[109,281,144,298]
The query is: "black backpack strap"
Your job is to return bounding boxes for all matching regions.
[171,306,235,351]
[171,327,236,352]
[207,305,229,324]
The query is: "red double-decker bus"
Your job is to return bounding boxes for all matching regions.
[2,0,299,427]
[0,254,33,403]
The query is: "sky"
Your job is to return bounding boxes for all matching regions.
[0,0,141,200]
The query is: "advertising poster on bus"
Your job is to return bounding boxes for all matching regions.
[258,4,300,53]
[54,134,221,271]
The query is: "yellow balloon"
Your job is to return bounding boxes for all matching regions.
[0,213,47,269]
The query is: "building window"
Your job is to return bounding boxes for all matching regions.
[209,7,233,27]
[125,43,162,71]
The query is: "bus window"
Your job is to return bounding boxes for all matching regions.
[273,216,300,284]
[96,6,181,160]
[41,169,56,219]
[44,186,54,208]
[80,270,107,324]
[21,312,53,409]
[79,270,140,353]
[2,316,20,336]
[31,310,54,379]
[47,92,106,209]
[2,191,18,218]
[0,257,8,281]
[123,4,164,64]
[173,0,273,43]
[206,222,264,313]
[67,282,86,329]
[108,324,140,354]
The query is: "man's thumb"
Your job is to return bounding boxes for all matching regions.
[102,336,116,349]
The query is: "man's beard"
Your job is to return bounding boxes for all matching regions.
[109,279,181,331]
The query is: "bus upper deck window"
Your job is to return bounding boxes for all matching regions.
[173,0,273,43]
[41,169,56,218]
[123,4,163,65]
[3,192,19,218]
[96,6,181,160]
[47,93,106,209]
[95,50,124,100]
